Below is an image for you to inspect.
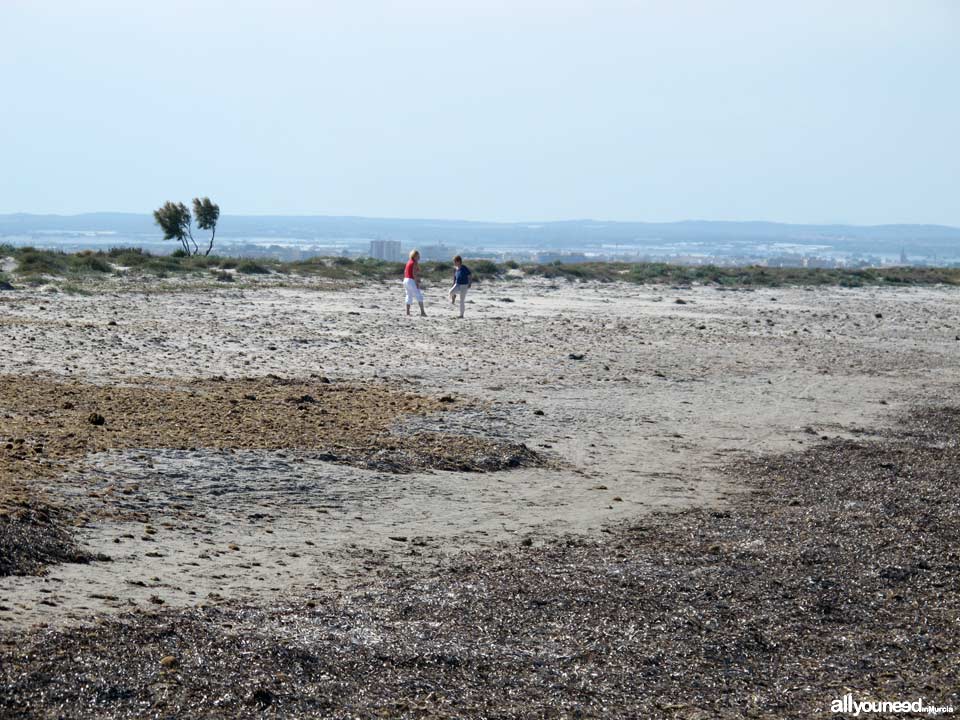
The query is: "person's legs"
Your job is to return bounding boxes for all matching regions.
[404,279,416,314]
[449,282,458,304]
[415,284,426,316]
[458,286,467,317]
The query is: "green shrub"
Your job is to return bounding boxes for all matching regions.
[352,258,402,279]
[108,246,142,257]
[185,254,223,270]
[236,260,271,275]
[105,247,152,270]
[318,265,351,279]
[71,253,112,273]
[470,259,500,277]
[141,256,186,273]
[286,259,351,279]
[284,257,344,278]
[16,249,69,276]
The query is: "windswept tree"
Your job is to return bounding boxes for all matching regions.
[153,201,193,255]
[153,197,220,256]
[193,197,220,256]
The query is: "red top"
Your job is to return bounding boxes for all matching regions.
[404,259,416,279]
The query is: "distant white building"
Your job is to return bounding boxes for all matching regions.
[369,239,403,262]
[417,244,452,261]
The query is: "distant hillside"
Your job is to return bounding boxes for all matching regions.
[2,213,959,256]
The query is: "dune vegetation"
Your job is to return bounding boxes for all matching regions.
[1,244,959,288]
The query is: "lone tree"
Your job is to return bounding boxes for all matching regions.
[153,197,220,256]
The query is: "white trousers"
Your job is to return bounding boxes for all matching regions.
[449,283,468,316]
[403,278,423,305]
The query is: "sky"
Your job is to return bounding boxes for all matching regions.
[1,0,958,225]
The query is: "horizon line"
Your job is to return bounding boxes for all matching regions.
[1,211,958,232]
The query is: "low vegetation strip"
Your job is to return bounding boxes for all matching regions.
[1,407,956,718]
[2,244,959,287]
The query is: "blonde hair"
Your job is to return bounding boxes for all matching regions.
[409,249,420,260]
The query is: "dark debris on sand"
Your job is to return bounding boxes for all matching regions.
[0,504,96,577]
[1,407,958,718]
[349,432,543,474]
[0,374,546,576]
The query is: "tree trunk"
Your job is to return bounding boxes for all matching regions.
[204,226,217,256]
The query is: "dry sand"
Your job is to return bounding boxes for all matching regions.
[1,277,958,632]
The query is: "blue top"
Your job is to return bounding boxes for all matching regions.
[454,264,472,285]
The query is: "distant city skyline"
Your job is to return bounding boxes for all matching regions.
[2,1,958,226]
[4,210,959,267]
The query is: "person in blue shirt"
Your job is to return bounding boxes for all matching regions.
[448,255,472,318]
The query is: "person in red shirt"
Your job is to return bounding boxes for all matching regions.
[403,249,426,316]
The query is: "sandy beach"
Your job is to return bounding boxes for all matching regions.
[2,276,957,625]
[1,275,958,717]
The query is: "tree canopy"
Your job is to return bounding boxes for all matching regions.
[193,197,220,256]
[153,198,220,256]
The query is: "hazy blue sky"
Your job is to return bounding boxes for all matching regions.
[1,1,958,224]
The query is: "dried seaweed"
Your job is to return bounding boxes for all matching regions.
[0,504,95,577]
[0,374,545,576]
[1,406,957,718]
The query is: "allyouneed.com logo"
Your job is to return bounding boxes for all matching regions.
[831,694,955,716]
